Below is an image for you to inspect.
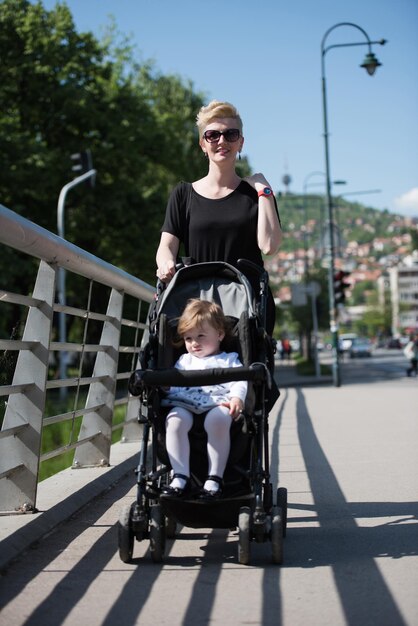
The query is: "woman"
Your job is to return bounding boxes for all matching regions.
[156,100,282,335]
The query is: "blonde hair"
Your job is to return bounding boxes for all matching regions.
[196,100,243,138]
[175,299,229,346]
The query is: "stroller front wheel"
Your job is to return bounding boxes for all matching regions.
[118,504,134,563]
[277,487,288,537]
[165,515,177,539]
[271,506,284,564]
[149,504,165,563]
[238,506,252,565]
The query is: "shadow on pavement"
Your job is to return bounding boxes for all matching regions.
[292,388,410,626]
[0,475,134,617]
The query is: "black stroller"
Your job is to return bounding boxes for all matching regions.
[119,260,287,565]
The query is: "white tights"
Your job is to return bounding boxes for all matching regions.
[165,406,232,491]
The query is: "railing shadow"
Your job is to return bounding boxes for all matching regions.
[0,476,135,622]
[292,388,409,625]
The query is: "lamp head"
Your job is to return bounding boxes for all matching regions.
[360,52,382,76]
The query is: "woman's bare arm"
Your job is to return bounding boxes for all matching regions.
[156,232,180,282]
[244,173,282,255]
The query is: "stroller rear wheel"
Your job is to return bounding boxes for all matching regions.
[277,487,288,537]
[118,504,134,563]
[271,506,284,564]
[149,504,165,563]
[238,506,252,565]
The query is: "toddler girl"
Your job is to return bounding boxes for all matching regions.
[161,299,247,500]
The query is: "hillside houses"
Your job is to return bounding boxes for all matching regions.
[265,213,418,330]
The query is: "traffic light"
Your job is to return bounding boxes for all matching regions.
[334,270,350,303]
[70,149,95,187]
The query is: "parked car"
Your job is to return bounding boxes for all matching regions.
[349,337,372,358]
[386,337,401,349]
[339,333,357,353]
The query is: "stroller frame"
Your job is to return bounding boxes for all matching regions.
[119,261,287,565]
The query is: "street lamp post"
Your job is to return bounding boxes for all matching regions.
[321,22,386,387]
[57,168,96,399]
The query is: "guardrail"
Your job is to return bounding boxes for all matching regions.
[0,204,155,514]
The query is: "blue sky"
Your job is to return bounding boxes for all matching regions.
[40,0,418,216]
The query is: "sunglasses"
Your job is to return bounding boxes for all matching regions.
[203,129,241,143]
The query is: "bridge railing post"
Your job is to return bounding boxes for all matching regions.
[0,260,56,512]
[73,288,124,468]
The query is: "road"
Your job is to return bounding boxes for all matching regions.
[335,346,416,385]
[0,349,417,626]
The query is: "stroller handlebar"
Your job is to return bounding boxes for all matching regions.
[129,363,270,396]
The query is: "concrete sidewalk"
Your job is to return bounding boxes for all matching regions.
[2,373,416,625]
[0,441,139,572]
[0,361,329,572]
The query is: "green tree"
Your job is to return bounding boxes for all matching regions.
[0,0,212,340]
[353,289,391,338]
[350,280,374,305]
[410,228,418,251]
[0,0,110,223]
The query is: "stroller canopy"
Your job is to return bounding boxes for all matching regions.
[154,262,257,326]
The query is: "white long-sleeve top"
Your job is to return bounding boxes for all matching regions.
[161,351,248,414]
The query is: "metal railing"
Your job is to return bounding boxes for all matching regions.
[0,204,155,514]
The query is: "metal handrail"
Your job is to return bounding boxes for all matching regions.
[0,203,155,514]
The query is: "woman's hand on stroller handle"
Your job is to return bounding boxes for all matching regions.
[156,259,176,283]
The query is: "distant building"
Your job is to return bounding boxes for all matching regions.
[388,252,418,334]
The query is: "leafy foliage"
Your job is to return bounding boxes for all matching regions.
[350,280,375,305]
[410,228,418,250]
[0,0,215,341]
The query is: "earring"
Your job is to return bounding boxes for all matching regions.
[238,152,242,161]
[203,151,208,159]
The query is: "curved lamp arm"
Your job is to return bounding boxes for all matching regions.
[321,21,386,57]
[321,22,386,77]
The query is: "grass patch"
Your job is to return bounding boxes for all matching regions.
[2,384,130,482]
[295,356,332,377]
[39,402,128,481]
